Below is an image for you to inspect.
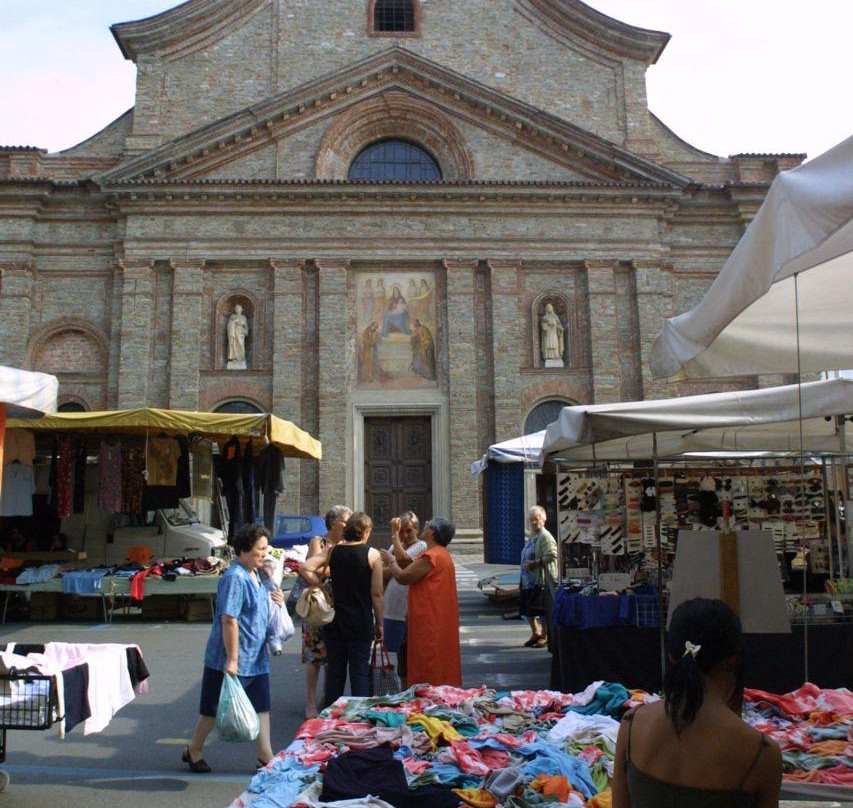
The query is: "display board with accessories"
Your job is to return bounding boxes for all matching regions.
[556,464,842,588]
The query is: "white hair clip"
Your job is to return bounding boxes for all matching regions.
[683,641,701,659]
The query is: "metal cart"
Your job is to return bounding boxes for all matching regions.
[0,670,59,792]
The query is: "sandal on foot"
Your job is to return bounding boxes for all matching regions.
[182,745,212,774]
[256,758,271,770]
[532,638,548,648]
[523,635,542,647]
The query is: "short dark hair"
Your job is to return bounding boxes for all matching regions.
[664,597,744,735]
[325,505,352,530]
[343,511,373,542]
[427,517,455,547]
[231,523,270,555]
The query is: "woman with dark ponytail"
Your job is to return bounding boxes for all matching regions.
[612,598,782,808]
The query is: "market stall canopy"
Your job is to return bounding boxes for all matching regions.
[0,365,59,418]
[650,135,853,379]
[540,378,853,464]
[7,408,322,460]
[471,430,545,476]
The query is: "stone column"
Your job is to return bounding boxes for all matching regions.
[315,258,350,512]
[585,260,622,403]
[0,262,33,367]
[117,258,155,408]
[634,260,677,400]
[168,258,205,410]
[487,258,523,440]
[444,258,482,536]
[271,258,306,513]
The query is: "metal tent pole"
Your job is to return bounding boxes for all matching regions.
[653,432,665,691]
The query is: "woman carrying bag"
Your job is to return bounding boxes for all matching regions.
[183,523,283,773]
[521,506,558,650]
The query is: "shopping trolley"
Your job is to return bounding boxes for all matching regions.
[0,670,60,792]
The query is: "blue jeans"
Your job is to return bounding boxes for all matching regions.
[323,628,372,707]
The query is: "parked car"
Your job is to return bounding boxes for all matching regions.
[271,514,326,548]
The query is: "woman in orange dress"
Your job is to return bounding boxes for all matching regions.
[381,517,461,687]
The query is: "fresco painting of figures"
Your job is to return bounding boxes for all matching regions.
[356,272,438,389]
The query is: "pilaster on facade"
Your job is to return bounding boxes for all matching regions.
[315,258,350,513]
[585,259,622,404]
[117,258,156,409]
[633,260,676,400]
[168,258,205,410]
[0,261,34,367]
[487,258,523,441]
[444,258,482,535]
[270,258,307,513]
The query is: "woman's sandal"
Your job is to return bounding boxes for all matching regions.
[256,758,270,770]
[182,744,212,774]
[523,634,542,647]
[532,637,548,648]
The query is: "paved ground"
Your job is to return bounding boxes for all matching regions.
[0,556,549,807]
[0,554,846,807]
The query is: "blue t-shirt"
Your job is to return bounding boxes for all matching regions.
[204,563,270,676]
[520,536,537,591]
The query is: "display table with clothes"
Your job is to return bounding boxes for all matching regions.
[224,681,853,808]
[0,561,297,623]
[0,642,149,737]
[550,621,853,695]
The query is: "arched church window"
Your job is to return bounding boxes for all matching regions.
[373,0,416,32]
[58,400,87,413]
[348,139,441,181]
[524,399,576,435]
[213,399,263,415]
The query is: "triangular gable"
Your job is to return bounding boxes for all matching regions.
[98,47,688,187]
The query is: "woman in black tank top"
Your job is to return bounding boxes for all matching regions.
[321,512,384,707]
[612,598,782,808]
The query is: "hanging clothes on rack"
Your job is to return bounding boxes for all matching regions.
[0,461,36,517]
[72,437,87,514]
[121,439,146,515]
[142,435,187,511]
[256,445,285,532]
[241,440,256,525]
[218,436,243,539]
[97,437,123,513]
[55,435,74,518]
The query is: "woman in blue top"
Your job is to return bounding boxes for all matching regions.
[183,524,283,773]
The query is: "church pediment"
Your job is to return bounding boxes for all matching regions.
[98,48,688,188]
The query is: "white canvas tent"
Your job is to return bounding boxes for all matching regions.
[471,430,545,476]
[0,365,59,419]
[540,378,852,464]
[0,365,58,495]
[650,135,853,380]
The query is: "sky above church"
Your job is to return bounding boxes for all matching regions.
[1,0,850,160]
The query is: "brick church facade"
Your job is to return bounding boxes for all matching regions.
[0,0,803,538]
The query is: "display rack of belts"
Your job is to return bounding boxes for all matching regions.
[555,461,849,605]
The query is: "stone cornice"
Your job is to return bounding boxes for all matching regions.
[110,0,269,62]
[100,180,682,213]
[514,0,670,65]
[95,47,690,188]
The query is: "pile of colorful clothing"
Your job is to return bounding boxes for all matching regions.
[744,683,853,787]
[227,682,852,808]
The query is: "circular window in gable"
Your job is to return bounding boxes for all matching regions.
[348,139,442,181]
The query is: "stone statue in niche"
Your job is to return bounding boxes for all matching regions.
[226,304,250,370]
[540,302,565,367]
